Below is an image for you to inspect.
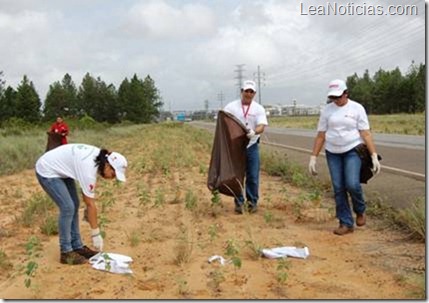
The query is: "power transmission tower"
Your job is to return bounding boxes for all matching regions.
[253,65,266,104]
[234,64,246,97]
[217,91,225,109]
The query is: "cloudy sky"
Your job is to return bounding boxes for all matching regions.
[0,0,425,111]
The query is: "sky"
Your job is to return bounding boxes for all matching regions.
[0,0,425,111]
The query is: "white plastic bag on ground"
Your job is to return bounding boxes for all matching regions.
[261,246,310,259]
[89,252,133,274]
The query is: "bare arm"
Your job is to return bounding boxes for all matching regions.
[255,124,266,135]
[82,194,98,229]
[359,130,377,155]
[311,131,326,156]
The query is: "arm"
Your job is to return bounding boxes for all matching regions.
[308,131,326,175]
[359,130,376,154]
[255,124,266,135]
[61,123,69,136]
[311,131,326,156]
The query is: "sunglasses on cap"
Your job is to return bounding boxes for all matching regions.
[244,89,255,93]
[328,94,343,101]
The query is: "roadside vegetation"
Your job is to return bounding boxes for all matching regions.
[268,113,425,136]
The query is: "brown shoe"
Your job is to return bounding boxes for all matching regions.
[74,245,99,259]
[60,251,88,265]
[356,213,366,226]
[333,225,354,236]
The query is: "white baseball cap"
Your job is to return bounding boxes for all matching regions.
[327,79,347,97]
[242,80,257,92]
[107,152,127,182]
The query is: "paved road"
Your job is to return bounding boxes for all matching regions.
[191,121,425,209]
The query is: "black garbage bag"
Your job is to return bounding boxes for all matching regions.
[46,131,63,152]
[354,143,382,183]
[207,110,250,197]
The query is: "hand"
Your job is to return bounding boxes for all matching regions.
[91,228,103,251]
[371,153,381,175]
[246,129,256,139]
[308,155,317,175]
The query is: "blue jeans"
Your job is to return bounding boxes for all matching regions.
[235,143,260,207]
[325,149,365,227]
[36,172,83,253]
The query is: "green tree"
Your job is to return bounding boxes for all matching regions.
[43,82,68,121]
[15,75,41,122]
[118,74,162,123]
[77,73,119,122]
[0,86,17,123]
[61,73,78,117]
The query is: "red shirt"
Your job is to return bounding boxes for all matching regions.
[50,122,69,144]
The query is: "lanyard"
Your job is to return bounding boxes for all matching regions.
[241,102,251,126]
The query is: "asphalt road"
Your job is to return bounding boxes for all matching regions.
[191,121,425,210]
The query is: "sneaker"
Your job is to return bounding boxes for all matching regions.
[248,203,258,214]
[74,245,99,259]
[356,213,366,226]
[234,204,243,214]
[60,251,88,265]
[333,225,354,236]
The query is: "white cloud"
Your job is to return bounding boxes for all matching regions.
[124,0,216,40]
[0,0,425,110]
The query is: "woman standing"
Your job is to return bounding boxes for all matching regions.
[35,143,127,264]
[308,79,380,235]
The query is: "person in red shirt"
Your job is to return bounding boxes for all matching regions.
[50,116,69,145]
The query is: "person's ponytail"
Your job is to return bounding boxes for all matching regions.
[95,149,110,177]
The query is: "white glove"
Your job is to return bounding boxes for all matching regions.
[91,228,103,251]
[371,153,381,175]
[247,129,256,139]
[308,155,317,176]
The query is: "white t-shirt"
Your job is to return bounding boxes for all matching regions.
[35,144,100,198]
[223,99,268,147]
[317,99,370,153]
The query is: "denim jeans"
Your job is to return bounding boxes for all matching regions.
[36,172,83,253]
[325,148,365,227]
[235,143,260,207]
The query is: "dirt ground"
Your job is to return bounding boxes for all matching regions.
[0,126,425,299]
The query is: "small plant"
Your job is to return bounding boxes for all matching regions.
[210,190,222,217]
[264,210,274,224]
[207,268,225,296]
[24,236,42,288]
[174,227,193,266]
[225,239,242,279]
[138,185,152,207]
[40,215,58,236]
[208,224,218,242]
[127,230,141,247]
[154,187,166,208]
[276,257,290,285]
[184,189,197,211]
[175,276,190,297]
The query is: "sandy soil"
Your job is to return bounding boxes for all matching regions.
[0,128,425,299]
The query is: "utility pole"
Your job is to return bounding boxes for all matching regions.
[253,65,265,104]
[234,64,245,97]
[217,91,224,109]
[204,99,209,119]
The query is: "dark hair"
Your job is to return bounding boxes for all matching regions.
[95,149,110,177]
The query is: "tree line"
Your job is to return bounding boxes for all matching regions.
[0,71,163,125]
[346,62,425,114]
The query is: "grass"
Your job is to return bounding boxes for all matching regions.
[268,113,425,135]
